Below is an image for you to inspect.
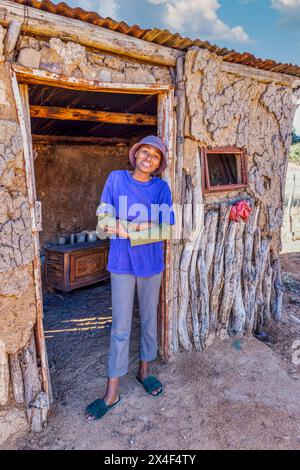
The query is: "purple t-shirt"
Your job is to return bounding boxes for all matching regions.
[97,170,175,277]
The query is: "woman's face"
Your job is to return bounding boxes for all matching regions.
[135,144,162,175]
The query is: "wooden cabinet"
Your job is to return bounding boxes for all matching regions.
[44,240,110,292]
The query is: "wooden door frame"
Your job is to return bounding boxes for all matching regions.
[157,91,175,362]
[11,65,176,394]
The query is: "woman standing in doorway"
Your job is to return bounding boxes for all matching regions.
[85,135,175,422]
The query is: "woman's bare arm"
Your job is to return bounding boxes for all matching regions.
[97,214,172,245]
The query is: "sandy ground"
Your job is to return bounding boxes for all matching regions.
[2,253,300,450]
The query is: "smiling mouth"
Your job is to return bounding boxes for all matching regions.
[142,161,151,168]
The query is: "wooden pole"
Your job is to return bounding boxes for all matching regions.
[9,353,25,404]
[157,89,175,361]
[0,341,9,406]
[3,19,21,62]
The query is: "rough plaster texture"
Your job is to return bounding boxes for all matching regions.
[0,64,36,355]
[33,144,130,250]
[184,48,300,254]
[0,264,36,355]
[0,64,17,122]
[0,121,34,271]
[16,36,173,85]
[0,408,28,446]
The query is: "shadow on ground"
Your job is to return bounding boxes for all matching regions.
[2,254,300,450]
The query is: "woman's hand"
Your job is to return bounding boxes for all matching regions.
[103,220,129,239]
[128,221,155,232]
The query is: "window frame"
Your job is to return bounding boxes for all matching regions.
[201,146,248,193]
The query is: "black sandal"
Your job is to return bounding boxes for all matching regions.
[136,376,163,398]
[85,396,121,422]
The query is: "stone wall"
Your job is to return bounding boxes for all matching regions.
[33,144,130,251]
[15,36,173,85]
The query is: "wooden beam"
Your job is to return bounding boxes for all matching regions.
[221,61,300,89]
[13,65,174,95]
[0,0,181,67]
[3,19,21,62]
[157,89,175,362]
[30,105,157,126]
[32,135,131,146]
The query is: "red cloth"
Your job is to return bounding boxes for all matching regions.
[230,200,252,223]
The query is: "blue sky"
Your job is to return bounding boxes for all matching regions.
[50,0,300,132]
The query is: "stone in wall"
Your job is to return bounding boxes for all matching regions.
[124,66,156,84]
[17,35,45,51]
[17,48,41,69]
[40,46,64,75]
[48,38,86,76]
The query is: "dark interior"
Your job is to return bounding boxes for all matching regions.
[29,84,157,139]
[207,153,238,186]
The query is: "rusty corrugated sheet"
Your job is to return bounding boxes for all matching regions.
[12,0,300,79]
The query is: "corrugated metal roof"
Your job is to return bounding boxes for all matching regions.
[12,0,300,79]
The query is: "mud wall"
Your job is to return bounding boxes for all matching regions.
[34,144,130,251]
[0,35,37,436]
[171,48,300,354]
[183,48,299,252]
[0,60,36,357]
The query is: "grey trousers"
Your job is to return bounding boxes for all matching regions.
[107,271,163,378]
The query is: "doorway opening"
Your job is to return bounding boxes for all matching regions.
[15,73,173,403]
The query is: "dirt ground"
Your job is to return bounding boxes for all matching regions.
[1,252,300,450]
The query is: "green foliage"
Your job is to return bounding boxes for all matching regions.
[290,143,300,165]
